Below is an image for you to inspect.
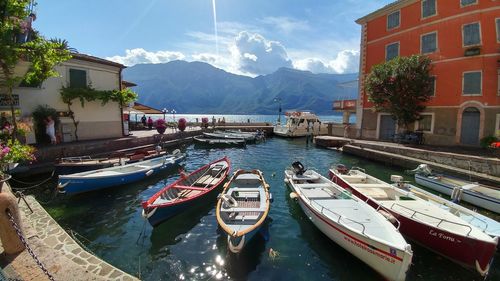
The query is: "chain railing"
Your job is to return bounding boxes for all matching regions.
[5,209,56,281]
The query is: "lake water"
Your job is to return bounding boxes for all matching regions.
[131,114,355,124]
[43,138,498,281]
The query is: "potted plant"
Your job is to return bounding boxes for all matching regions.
[0,140,35,191]
[156,118,167,134]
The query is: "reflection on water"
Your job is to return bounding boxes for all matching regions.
[43,138,499,281]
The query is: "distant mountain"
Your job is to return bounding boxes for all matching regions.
[123,60,358,114]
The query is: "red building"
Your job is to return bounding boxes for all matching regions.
[356,0,500,145]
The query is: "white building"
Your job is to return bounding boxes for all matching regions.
[12,53,128,143]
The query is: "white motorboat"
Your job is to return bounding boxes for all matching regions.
[285,162,412,281]
[411,164,500,214]
[329,165,498,276]
[273,111,328,137]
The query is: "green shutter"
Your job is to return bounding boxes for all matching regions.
[69,69,87,88]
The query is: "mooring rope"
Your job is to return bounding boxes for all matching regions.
[10,170,56,190]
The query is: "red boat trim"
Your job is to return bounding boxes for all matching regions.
[142,157,230,209]
[297,193,404,262]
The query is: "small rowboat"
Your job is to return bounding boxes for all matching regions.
[329,165,498,276]
[204,132,254,142]
[57,150,186,196]
[411,165,500,214]
[390,176,500,242]
[285,163,412,281]
[193,136,246,147]
[141,157,230,227]
[216,169,271,253]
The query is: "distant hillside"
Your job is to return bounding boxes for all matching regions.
[123,60,358,114]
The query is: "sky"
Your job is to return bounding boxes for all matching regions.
[34,0,393,76]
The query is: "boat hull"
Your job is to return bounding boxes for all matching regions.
[227,227,260,254]
[59,156,184,196]
[287,183,411,281]
[54,163,114,175]
[331,173,497,275]
[415,174,500,213]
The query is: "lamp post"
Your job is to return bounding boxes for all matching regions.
[172,109,176,122]
[162,108,167,120]
[273,97,282,124]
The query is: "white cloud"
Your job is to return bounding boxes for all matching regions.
[260,16,310,34]
[106,48,185,66]
[293,50,359,74]
[230,31,293,75]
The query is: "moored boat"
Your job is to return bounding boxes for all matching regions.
[285,162,412,281]
[329,165,498,276]
[273,111,328,137]
[193,136,246,147]
[142,157,230,227]
[57,150,186,196]
[390,175,500,242]
[216,169,271,253]
[205,132,254,142]
[411,164,500,214]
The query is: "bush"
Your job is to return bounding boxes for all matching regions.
[31,105,59,144]
[480,135,497,148]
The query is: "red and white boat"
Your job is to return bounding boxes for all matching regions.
[329,165,498,277]
[286,163,413,281]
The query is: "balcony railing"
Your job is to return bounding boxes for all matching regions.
[332,99,357,111]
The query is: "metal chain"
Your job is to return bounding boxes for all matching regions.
[5,209,56,281]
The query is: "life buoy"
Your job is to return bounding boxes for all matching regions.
[221,194,238,208]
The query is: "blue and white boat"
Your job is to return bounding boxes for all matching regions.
[57,150,186,196]
[216,169,271,253]
[412,164,500,214]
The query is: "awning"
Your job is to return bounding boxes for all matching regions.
[128,102,163,114]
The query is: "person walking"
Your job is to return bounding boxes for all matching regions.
[147,117,154,130]
[45,116,56,144]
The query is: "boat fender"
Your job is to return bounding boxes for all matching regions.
[289,192,299,200]
[145,169,154,176]
[221,194,238,208]
[228,235,245,253]
[142,207,157,219]
[172,149,181,155]
[57,181,69,191]
[451,186,463,203]
[378,210,397,224]
[269,193,273,203]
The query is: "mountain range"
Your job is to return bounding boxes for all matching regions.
[123,60,358,114]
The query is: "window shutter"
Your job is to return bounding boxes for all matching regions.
[463,72,481,95]
[422,0,436,18]
[387,11,400,29]
[386,43,399,61]
[69,69,87,88]
[463,23,480,46]
[422,33,436,53]
[461,0,477,6]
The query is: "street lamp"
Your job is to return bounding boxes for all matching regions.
[171,109,176,122]
[162,108,168,120]
[273,97,282,124]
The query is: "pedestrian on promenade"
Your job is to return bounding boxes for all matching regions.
[141,115,147,127]
[45,116,56,144]
[147,117,154,130]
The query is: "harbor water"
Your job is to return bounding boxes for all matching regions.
[43,138,499,281]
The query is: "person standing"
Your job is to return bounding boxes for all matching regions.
[147,117,154,130]
[45,116,56,144]
[141,115,147,127]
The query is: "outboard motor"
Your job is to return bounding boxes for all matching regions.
[292,161,306,175]
[336,164,348,175]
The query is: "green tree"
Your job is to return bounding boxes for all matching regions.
[0,0,71,139]
[365,55,433,130]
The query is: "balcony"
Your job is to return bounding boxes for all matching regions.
[333,99,357,112]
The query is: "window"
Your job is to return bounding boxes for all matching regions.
[422,0,436,18]
[463,22,481,46]
[461,0,477,7]
[69,69,87,88]
[387,11,400,29]
[462,71,482,95]
[386,42,399,61]
[429,76,436,97]
[496,18,500,43]
[417,114,433,133]
[421,32,437,54]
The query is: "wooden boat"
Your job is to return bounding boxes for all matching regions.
[411,164,500,213]
[390,175,500,242]
[141,157,230,227]
[329,165,498,276]
[55,147,170,175]
[193,136,246,147]
[216,169,271,253]
[57,150,186,196]
[205,132,254,142]
[285,163,412,281]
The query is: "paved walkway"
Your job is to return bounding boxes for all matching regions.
[0,194,139,281]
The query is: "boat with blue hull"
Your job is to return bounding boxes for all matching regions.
[216,169,271,253]
[57,150,186,196]
[141,157,230,227]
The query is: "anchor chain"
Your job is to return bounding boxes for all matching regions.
[5,209,56,281]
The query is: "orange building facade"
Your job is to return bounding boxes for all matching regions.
[356,0,500,146]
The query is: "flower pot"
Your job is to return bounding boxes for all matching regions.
[156,126,166,134]
[0,174,12,193]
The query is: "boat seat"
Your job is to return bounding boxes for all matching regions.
[341,175,367,183]
[232,213,261,221]
[353,183,390,188]
[360,187,391,200]
[233,174,261,186]
[296,183,332,189]
[194,175,216,186]
[301,188,333,199]
[292,174,320,181]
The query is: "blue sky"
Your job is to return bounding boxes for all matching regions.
[34,0,392,76]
